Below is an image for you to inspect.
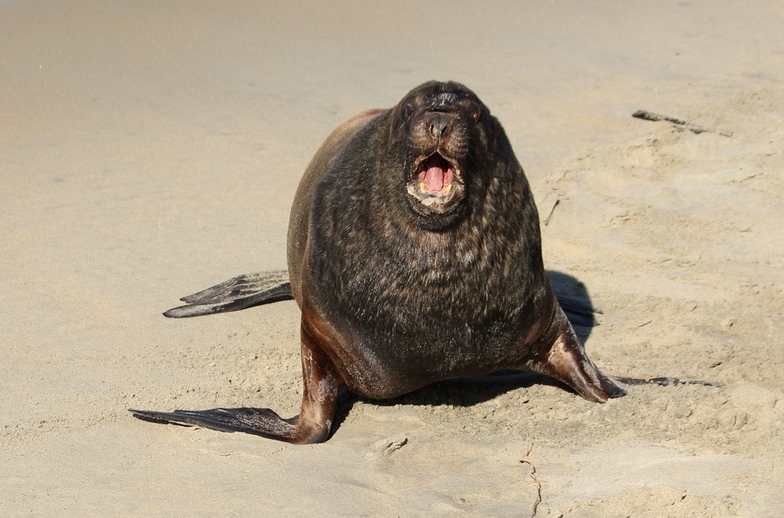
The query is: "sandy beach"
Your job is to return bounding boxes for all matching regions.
[2,1,783,515]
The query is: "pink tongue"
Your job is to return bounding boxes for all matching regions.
[424,166,445,191]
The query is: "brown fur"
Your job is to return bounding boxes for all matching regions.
[132,81,625,444]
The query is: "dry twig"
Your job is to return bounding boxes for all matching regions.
[543,199,560,226]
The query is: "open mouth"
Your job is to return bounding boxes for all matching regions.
[406,152,464,209]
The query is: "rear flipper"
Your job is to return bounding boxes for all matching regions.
[163,270,292,318]
[130,407,298,439]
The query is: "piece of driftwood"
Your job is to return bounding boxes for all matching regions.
[632,109,732,137]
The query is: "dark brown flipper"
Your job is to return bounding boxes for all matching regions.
[130,324,345,444]
[289,325,345,443]
[163,271,293,318]
[129,407,299,439]
[520,297,626,403]
[531,327,626,402]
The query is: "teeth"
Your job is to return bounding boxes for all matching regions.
[417,182,454,196]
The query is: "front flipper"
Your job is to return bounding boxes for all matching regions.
[520,299,626,403]
[131,324,346,444]
[164,270,293,318]
[532,328,627,402]
[130,407,298,439]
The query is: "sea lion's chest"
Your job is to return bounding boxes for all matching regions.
[302,144,545,398]
[305,227,541,398]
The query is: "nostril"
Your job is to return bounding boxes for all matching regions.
[428,113,451,140]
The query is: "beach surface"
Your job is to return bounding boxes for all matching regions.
[2,1,783,515]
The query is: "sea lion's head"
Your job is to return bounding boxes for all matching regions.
[388,81,495,229]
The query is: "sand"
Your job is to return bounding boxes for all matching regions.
[2,1,782,516]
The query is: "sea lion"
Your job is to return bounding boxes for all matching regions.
[131,81,626,444]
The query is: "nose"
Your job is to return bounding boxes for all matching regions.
[428,112,452,140]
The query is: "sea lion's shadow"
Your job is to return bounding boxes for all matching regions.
[331,270,598,434]
[547,270,598,343]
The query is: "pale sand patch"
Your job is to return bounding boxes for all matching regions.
[2,1,782,515]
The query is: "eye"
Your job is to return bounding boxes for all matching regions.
[402,101,415,119]
[459,98,481,122]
